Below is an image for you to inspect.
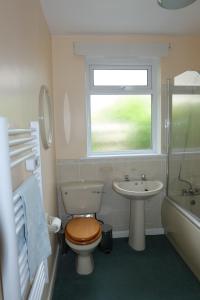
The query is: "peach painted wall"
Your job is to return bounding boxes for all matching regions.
[52,35,200,159]
[0,0,57,298]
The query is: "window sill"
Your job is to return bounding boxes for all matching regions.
[84,153,167,161]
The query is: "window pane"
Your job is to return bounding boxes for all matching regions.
[93,70,148,86]
[90,95,151,152]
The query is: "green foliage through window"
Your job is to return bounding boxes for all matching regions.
[90,95,151,152]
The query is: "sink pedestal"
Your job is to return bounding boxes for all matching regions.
[129,199,145,251]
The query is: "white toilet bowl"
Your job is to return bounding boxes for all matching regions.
[65,217,102,275]
[65,235,102,275]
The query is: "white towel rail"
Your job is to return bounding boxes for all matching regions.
[9,137,35,146]
[8,128,35,135]
[10,145,35,157]
[10,152,36,168]
[0,117,48,300]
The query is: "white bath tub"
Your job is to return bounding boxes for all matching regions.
[162,196,200,281]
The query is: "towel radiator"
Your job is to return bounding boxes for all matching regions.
[0,117,48,300]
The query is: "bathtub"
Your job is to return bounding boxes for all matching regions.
[162,196,200,281]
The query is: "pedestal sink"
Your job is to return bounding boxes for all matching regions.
[112,180,163,251]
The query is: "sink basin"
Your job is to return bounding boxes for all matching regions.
[112,179,163,251]
[112,180,163,198]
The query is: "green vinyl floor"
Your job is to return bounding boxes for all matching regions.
[52,236,200,300]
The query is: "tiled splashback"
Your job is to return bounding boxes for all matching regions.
[56,156,167,236]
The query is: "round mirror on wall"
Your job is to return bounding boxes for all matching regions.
[39,85,53,149]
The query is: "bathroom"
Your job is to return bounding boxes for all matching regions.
[1,0,200,299]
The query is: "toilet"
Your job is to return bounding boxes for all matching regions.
[61,181,104,275]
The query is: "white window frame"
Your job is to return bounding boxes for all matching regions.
[85,57,161,157]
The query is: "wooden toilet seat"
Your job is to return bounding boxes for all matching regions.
[65,217,102,245]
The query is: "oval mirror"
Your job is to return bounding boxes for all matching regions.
[39,85,53,149]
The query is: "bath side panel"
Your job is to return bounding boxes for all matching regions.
[162,198,200,281]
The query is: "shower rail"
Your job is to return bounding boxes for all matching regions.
[0,117,48,300]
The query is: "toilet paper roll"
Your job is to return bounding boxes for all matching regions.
[48,216,61,233]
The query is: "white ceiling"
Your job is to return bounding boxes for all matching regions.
[40,0,200,35]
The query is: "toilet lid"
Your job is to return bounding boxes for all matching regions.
[65,217,101,243]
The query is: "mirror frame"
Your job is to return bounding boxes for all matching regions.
[39,85,53,149]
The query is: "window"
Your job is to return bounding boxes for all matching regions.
[86,59,160,156]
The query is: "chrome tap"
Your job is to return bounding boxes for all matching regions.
[178,165,194,195]
[141,173,146,181]
[182,186,200,196]
[178,174,194,195]
[124,175,130,181]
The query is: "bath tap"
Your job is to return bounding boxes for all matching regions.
[182,187,200,196]
[182,188,193,196]
[178,168,200,196]
[178,173,194,195]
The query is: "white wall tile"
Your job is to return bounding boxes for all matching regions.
[59,163,80,183]
[79,162,98,181]
[56,156,166,232]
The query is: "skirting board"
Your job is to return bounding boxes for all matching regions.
[113,228,164,238]
[47,245,60,300]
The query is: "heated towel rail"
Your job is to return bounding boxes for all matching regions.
[0,117,48,300]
